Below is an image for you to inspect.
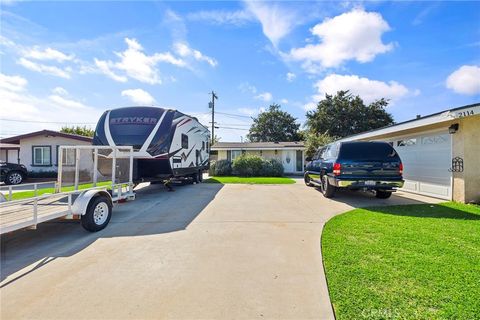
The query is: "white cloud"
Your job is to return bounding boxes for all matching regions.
[280,98,289,104]
[114,38,175,84]
[237,107,258,116]
[173,42,218,67]
[187,9,254,26]
[94,37,187,85]
[94,58,127,82]
[0,73,27,92]
[121,88,156,105]
[52,86,68,96]
[254,92,273,102]
[238,82,257,94]
[18,57,71,78]
[288,9,393,72]
[93,38,216,84]
[313,74,410,104]
[446,65,480,95]
[303,102,317,111]
[48,94,89,109]
[24,47,74,62]
[0,72,100,136]
[286,72,296,82]
[245,1,298,46]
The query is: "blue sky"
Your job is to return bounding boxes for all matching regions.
[1,1,479,141]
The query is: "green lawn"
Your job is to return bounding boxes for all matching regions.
[322,202,480,320]
[204,176,296,184]
[4,181,113,201]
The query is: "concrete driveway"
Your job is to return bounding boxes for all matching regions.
[1,180,441,319]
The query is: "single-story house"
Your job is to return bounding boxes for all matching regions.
[338,102,480,203]
[0,130,92,173]
[211,141,305,174]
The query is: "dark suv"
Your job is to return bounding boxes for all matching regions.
[0,161,28,185]
[304,141,404,199]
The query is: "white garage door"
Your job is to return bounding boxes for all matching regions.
[386,131,452,200]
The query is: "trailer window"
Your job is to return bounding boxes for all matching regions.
[182,134,188,149]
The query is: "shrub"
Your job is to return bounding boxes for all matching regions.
[232,154,263,177]
[268,159,284,177]
[214,159,232,176]
[208,161,216,176]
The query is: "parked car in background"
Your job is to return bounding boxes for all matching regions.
[0,161,28,185]
[304,141,404,199]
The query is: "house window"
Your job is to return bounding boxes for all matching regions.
[202,141,205,150]
[231,150,242,160]
[181,134,189,149]
[56,146,76,166]
[260,150,263,156]
[33,146,51,166]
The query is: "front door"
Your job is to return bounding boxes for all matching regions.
[282,150,295,173]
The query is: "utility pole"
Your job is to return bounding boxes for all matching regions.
[209,90,218,145]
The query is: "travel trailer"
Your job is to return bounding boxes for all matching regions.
[93,106,210,183]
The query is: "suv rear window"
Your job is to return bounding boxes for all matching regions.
[339,142,399,161]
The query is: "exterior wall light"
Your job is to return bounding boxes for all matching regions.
[449,123,459,134]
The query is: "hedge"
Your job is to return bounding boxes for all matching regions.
[210,155,284,177]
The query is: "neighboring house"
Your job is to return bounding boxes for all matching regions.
[211,141,305,174]
[0,130,92,173]
[338,102,480,203]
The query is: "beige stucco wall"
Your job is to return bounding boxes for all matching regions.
[19,135,91,172]
[452,115,480,203]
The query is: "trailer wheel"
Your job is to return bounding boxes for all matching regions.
[81,195,112,232]
[198,170,203,183]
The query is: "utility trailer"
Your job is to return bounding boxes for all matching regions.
[0,146,135,234]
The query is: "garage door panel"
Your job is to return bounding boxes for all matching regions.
[386,131,452,200]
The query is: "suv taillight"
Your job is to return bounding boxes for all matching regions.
[399,163,403,175]
[333,163,341,176]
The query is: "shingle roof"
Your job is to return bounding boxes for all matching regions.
[0,130,93,144]
[211,141,304,150]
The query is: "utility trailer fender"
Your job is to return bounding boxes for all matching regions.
[71,189,113,216]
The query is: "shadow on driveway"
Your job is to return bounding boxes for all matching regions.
[1,182,223,284]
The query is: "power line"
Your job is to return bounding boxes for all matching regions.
[216,126,249,131]
[0,118,96,125]
[216,112,252,119]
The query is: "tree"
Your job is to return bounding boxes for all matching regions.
[305,91,394,138]
[303,131,335,159]
[211,134,221,145]
[247,104,300,142]
[60,126,94,137]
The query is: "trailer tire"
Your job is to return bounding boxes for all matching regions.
[81,195,112,232]
[198,170,203,183]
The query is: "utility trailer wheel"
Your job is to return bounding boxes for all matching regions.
[81,195,112,232]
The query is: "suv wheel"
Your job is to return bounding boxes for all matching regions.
[5,171,24,185]
[304,174,313,187]
[321,175,336,198]
[376,190,392,199]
